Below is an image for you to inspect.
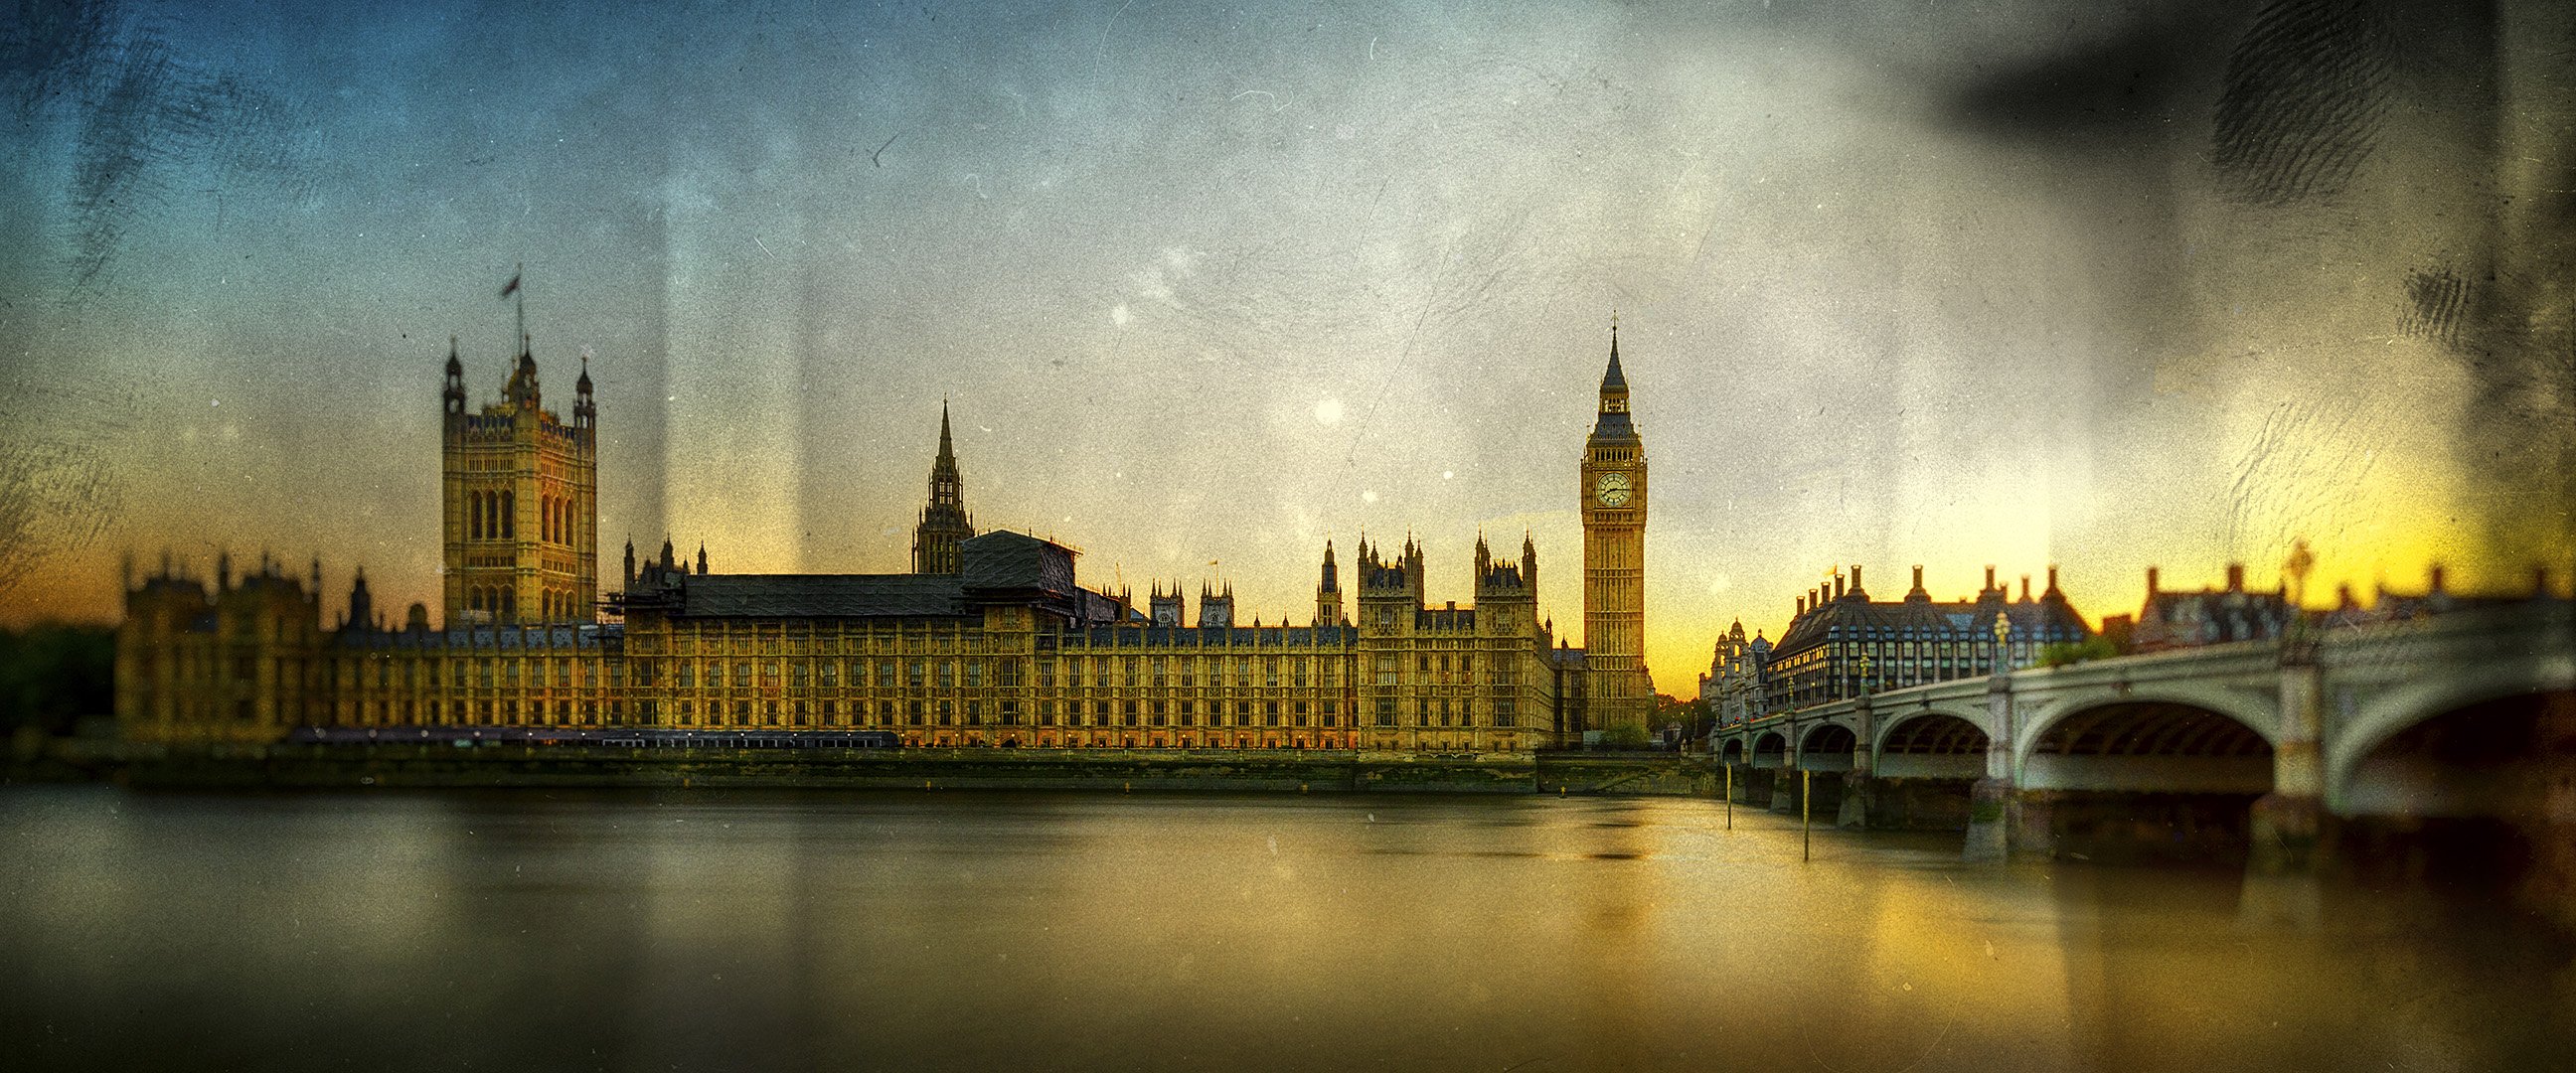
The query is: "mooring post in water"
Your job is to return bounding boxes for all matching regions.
[1724,764,1733,830]
[1802,768,1813,862]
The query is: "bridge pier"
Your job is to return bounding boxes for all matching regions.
[2243,644,2327,928]
[1769,767,1797,813]
[1837,775,1875,830]
[1963,674,2015,862]
[1963,779,2012,861]
[1837,695,1874,830]
[2535,694,2576,937]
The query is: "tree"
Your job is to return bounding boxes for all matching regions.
[0,623,115,737]
[2037,637,2121,669]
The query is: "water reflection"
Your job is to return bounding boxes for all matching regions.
[1,786,2567,1071]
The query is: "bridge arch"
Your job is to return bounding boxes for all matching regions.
[2014,684,2277,765]
[1799,723,1856,771]
[2017,699,2273,793]
[1751,730,1787,769]
[2329,653,2576,808]
[1719,737,1744,765]
[1873,710,1989,780]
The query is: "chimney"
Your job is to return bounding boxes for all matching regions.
[1796,595,1807,616]
[2019,574,2031,601]
[1983,565,1997,592]
[1850,564,1863,593]
[1911,565,1925,590]
[2146,565,2161,594]
[2536,566,2553,599]
[2045,565,2060,595]
[1833,573,1845,600]
[2225,563,2245,591]
[2428,563,2446,594]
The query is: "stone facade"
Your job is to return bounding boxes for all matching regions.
[441,336,597,626]
[1698,619,1770,726]
[117,330,1659,753]
[1579,327,1653,733]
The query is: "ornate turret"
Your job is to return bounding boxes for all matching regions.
[504,336,540,411]
[1150,580,1185,627]
[573,355,595,430]
[346,567,374,631]
[1314,540,1345,627]
[1197,580,1235,629]
[441,338,466,417]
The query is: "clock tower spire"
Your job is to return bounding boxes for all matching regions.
[1580,321,1651,738]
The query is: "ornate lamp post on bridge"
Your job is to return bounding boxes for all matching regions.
[1841,651,1877,830]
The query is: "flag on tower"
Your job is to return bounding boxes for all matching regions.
[500,270,521,298]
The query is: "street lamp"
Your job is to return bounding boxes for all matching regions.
[1992,612,2012,677]
[2283,538,2315,607]
[2283,536,2319,657]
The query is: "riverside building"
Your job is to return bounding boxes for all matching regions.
[1755,564,2097,712]
[117,326,1655,753]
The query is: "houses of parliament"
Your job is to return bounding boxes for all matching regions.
[115,326,1658,752]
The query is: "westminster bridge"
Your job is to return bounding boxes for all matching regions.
[1708,599,2575,872]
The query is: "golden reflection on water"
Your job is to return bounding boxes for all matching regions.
[1,786,2568,1072]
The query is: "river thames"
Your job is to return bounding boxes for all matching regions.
[2,785,2567,1071]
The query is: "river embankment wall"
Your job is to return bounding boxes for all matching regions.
[14,740,1720,797]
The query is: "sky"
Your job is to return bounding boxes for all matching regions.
[3,0,2570,691]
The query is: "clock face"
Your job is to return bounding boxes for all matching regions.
[1594,471,1632,507]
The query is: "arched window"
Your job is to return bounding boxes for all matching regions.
[501,491,515,538]
[501,588,516,621]
[469,492,483,539]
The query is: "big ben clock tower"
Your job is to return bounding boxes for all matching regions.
[1581,324,1652,736]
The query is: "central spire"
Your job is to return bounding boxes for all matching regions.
[1589,321,1637,441]
[1601,318,1626,394]
[912,401,976,574]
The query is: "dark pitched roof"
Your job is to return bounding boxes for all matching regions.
[959,530,1069,594]
[1770,591,2092,660]
[1589,409,1638,442]
[674,574,965,618]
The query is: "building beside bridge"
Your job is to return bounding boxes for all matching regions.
[1738,563,2095,716]
[116,323,1660,753]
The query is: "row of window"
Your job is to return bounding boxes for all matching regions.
[303,693,1530,732]
[462,488,583,547]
